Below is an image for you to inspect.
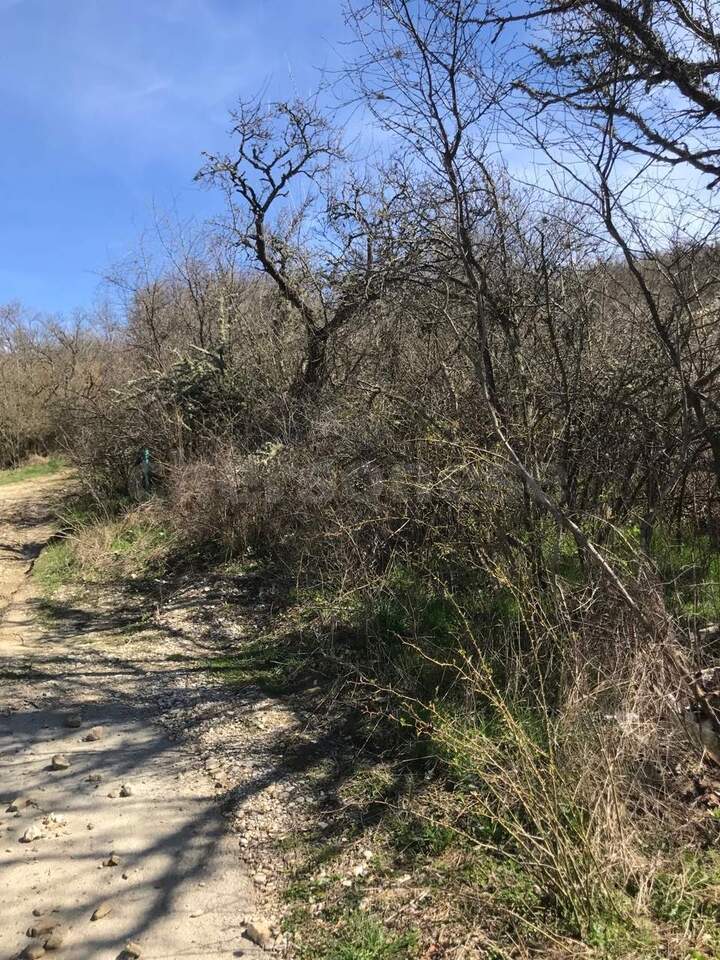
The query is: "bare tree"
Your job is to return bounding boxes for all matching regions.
[197,96,417,400]
[486,0,720,187]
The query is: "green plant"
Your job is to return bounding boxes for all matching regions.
[651,528,720,623]
[651,858,720,929]
[203,637,309,693]
[319,913,417,960]
[388,811,457,860]
[586,915,655,958]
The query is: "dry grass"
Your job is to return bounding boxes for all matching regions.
[34,498,176,594]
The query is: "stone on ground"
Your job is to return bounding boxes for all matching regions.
[19,823,43,843]
[43,927,66,950]
[26,921,57,938]
[90,900,112,921]
[244,920,272,949]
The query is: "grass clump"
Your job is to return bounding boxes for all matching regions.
[203,636,311,693]
[298,912,417,960]
[340,763,401,808]
[650,855,720,943]
[32,498,174,595]
[387,811,457,861]
[101,515,173,579]
[32,540,79,595]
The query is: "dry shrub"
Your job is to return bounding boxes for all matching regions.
[161,406,520,584]
[166,443,336,562]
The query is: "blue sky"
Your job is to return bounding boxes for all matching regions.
[0,0,349,314]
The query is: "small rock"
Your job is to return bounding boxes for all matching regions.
[27,920,57,937]
[103,852,121,867]
[20,945,46,959]
[63,712,82,728]
[119,784,133,798]
[122,942,142,958]
[43,813,66,827]
[50,755,70,771]
[244,920,272,949]
[84,726,104,742]
[32,908,45,917]
[44,928,66,951]
[86,773,103,783]
[20,823,43,843]
[253,872,268,885]
[91,900,112,921]
[7,796,33,812]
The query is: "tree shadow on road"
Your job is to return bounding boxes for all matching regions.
[0,530,416,958]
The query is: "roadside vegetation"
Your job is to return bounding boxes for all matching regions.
[7,0,720,955]
[0,456,65,487]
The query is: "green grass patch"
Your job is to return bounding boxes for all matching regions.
[458,851,542,911]
[650,855,720,934]
[606,524,720,623]
[651,528,720,623]
[298,913,418,960]
[203,637,310,693]
[33,508,174,592]
[585,915,658,959]
[339,763,401,808]
[0,456,65,486]
[54,491,129,532]
[428,704,550,792]
[285,875,335,904]
[32,540,79,595]
[387,810,457,861]
[104,517,172,578]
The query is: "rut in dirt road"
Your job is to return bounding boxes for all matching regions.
[0,477,266,960]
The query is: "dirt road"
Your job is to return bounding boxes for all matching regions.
[0,476,262,959]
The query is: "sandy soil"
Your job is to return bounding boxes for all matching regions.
[0,475,263,959]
